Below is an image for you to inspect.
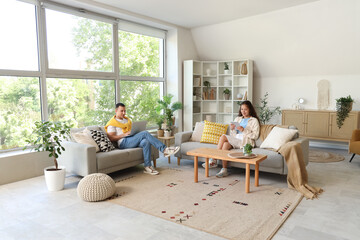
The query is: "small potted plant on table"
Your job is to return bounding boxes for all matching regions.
[243,143,253,156]
[24,121,72,191]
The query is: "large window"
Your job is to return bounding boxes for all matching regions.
[47,78,115,127]
[0,0,166,151]
[0,0,38,70]
[120,81,162,125]
[46,9,113,72]
[0,77,41,150]
[119,31,163,77]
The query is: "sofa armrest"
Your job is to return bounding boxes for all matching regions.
[57,141,97,176]
[174,131,193,158]
[292,137,309,166]
[175,131,193,146]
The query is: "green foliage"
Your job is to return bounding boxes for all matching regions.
[224,62,229,70]
[23,121,72,169]
[257,92,281,124]
[1,18,163,150]
[155,94,183,127]
[336,95,354,128]
[243,143,253,154]
[223,88,231,94]
[0,77,41,150]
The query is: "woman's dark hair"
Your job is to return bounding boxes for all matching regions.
[238,100,260,125]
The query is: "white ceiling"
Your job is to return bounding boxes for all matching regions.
[89,0,318,28]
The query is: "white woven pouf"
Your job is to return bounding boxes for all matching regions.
[77,173,116,202]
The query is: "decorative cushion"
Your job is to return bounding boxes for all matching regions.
[89,130,115,152]
[190,122,205,142]
[77,173,116,202]
[200,120,228,144]
[260,126,298,151]
[71,128,100,152]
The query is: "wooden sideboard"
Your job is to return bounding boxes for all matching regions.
[282,110,360,142]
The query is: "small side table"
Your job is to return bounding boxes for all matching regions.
[158,136,176,164]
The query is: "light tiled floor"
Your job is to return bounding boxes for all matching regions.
[0,147,359,240]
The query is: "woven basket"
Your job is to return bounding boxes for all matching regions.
[77,173,116,202]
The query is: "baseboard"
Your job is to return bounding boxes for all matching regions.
[309,140,348,150]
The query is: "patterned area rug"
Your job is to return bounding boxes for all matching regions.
[109,167,303,240]
[309,150,345,163]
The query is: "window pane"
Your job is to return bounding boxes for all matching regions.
[0,0,38,70]
[46,10,113,72]
[47,78,115,127]
[119,31,163,77]
[120,81,162,126]
[0,77,41,150]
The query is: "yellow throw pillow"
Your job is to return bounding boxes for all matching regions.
[200,120,228,144]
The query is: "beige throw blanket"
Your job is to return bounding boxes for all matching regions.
[260,125,323,199]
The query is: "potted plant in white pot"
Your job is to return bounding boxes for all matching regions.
[24,121,72,191]
[155,94,183,135]
[224,62,230,74]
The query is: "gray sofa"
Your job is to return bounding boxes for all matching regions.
[58,126,159,176]
[174,126,309,175]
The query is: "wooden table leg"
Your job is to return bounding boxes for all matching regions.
[255,163,259,187]
[167,140,171,164]
[205,158,209,177]
[177,157,181,165]
[245,163,250,193]
[194,156,198,183]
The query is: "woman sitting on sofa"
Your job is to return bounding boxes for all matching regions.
[213,100,260,177]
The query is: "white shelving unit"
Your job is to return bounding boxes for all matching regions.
[183,59,253,131]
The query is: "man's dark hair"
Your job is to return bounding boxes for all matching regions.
[116,102,126,109]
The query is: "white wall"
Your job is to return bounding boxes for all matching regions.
[166,27,199,131]
[191,0,360,115]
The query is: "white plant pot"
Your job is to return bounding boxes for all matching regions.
[44,166,66,191]
[164,131,171,138]
[224,70,230,75]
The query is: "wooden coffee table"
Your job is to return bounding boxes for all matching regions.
[187,148,267,193]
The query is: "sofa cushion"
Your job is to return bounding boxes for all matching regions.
[260,127,298,151]
[190,122,205,142]
[90,130,115,152]
[200,121,228,144]
[71,128,100,152]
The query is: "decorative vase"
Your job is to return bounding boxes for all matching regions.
[241,62,248,75]
[224,93,230,100]
[44,166,66,191]
[237,93,243,100]
[206,68,211,76]
[157,129,164,137]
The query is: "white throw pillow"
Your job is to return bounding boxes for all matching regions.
[190,122,205,142]
[71,128,100,152]
[260,127,298,151]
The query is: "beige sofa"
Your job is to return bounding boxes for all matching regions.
[174,125,309,175]
[58,126,159,176]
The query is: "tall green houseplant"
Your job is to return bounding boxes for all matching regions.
[257,92,281,124]
[336,95,354,129]
[24,121,72,169]
[155,94,183,127]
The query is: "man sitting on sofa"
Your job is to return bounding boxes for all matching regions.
[105,103,179,175]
